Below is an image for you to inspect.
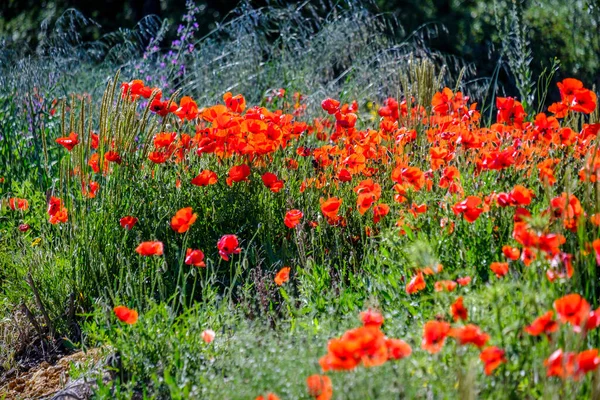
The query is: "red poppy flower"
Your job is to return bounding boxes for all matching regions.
[274,267,290,285]
[226,164,251,186]
[571,89,597,114]
[456,276,471,286]
[480,346,506,375]
[406,272,426,294]
[185,249,206,267]
[104,151,122,164]
[217,234,241,261]
[119,216,138,230]
[385,338,412,360]
[545,349,576,378]
[421,320,451,353]
[150,98,178,117]
[47,197,62,216]
[135,241,164,256]
[261,172,284,193]
[576,349,600,375]
[451,296,468,321]
[452,196,484,223]
[19,224,30,232]
[450,324,489,348]
[47,197,68,224]
[56,132,79,151]
[360,309,384,328]
[321,98,340,114]
[191,170,218,186]
[170,207,197,233]
[114,305,138,324]
[306,374,333,400]
[8,198,29,211]
[525,311,558,337]
[490,262,509,278]
[284,209,303,228]
[338,168,352,182]
[554,294,590,328]
[585,308,600,331]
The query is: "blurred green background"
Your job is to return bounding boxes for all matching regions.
[1,0,599,94]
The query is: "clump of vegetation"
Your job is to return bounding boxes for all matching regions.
[1,1,599,399]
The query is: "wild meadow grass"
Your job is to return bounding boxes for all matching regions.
[1,1,600,399]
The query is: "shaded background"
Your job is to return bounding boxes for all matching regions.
[1,0,599,92]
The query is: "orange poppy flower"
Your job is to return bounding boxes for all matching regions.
[434,280,457,292]
[56,132,79,151]
[153,132,177,148]
[274,267,290,285]
[119,216,138,230]
[554,293,590,328]
[360,309,384,328]
[385,338,412,360]
[202,329,215,344]
[320,197,342,220]
[306,375,333,400]
[284,209,303,228]
[88,153,100,173]
[114,305,138,324]
[255,394,280,400]
[191,170,218,186]
[170,207,197,233]
[319,326,387,371]
[175,97,199,120]
[406,272,426,294]
[135,241,164,256]
[502,246,520,260]
[217,234,241,261]
[148,151,169,164]
[185,249,206,267]
[525,311,558,337]
[223,92,246,113]
[373,203,390,224]
[480,346,506,375]
[421,321,451,353]
[490,262,509,278]
[8,198,28,210]
[451,296,468,321]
